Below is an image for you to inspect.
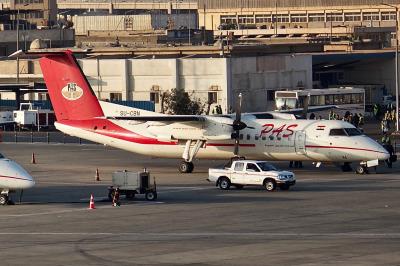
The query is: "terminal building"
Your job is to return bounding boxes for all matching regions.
[0,0,398,113]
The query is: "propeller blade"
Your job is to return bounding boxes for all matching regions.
[235,93,242,122]
[233,93,243,157]
[302,93,310,119]
[234,130,240,156]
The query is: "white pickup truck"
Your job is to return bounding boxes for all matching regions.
[208,160,296,191]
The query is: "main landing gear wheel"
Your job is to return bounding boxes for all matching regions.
[179,161,194,173]
[355,165,368,175]
[0,194,8,205]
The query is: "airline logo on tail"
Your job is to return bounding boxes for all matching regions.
[62,82,83,101]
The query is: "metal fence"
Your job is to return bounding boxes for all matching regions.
[0,100,154,112]
[0,131,95,145]
[198,0,400,9]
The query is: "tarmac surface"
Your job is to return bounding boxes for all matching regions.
[0,143,400,265]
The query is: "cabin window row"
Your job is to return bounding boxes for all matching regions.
[221,11,395,25]
[235,134,290,141]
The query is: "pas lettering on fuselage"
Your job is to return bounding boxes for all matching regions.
[260,123,298,138]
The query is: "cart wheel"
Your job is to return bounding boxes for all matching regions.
[0,194,8,205]
[126,191,135,199]
[145,191,157,201]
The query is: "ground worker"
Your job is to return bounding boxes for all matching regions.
[381,133,394,168]
[113,188,121,207]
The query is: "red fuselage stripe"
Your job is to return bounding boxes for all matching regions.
[305,145,387,154]
[0,175,31,181]
[206,143,255,147]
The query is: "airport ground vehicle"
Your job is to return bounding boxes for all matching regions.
[13,103,55,130]
[275,87,365,118]
[208,160,296,191]
[108,170,157,201]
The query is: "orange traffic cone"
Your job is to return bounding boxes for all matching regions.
[89,194,95,209]
[95,168,100,181]
[31,152,36,164]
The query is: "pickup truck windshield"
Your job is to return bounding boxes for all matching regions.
[256,162,278,171]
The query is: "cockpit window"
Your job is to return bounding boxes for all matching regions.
[253,113,274,119]
[329,128,347,136]
[329,128,363,136]
[344,128,363,136]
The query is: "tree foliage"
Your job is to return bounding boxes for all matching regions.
[162,88,205,115]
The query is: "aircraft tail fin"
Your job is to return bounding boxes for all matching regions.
[38,50,104,121]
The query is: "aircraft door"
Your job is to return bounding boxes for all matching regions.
[295,131,306,154]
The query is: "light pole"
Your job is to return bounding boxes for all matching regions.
[16,8,20,84]
[382,3,399,132]
[16,3,29,84]
[188,0,191,45]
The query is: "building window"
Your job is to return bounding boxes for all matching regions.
[381,11,396,21]
[110,93,122,101]
[363,12,380,21]
[344,12,361,22]
[272,14,289,23]
[220,15,237,25]
[124,17,134,30]
[238,15,254,24]
[326,13,343,22]
[308,13,325,22]
[16,0,43,4]
[208,91,217,104]
[150,92,159,104]
[291,14,307,23]
[255,14,272,23]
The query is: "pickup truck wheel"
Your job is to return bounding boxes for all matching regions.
[264,179,276,192]
[218,177,231,190]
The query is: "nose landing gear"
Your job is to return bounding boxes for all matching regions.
[355,165,368,175]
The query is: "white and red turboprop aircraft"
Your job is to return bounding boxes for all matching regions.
[25,50,389,174]
[0,153,35,205]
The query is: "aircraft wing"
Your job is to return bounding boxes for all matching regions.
[108,115,235,141]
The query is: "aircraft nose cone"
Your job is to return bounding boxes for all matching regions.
[377,148,390,161]
[21,177,35,189]
[371,141,390,161]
